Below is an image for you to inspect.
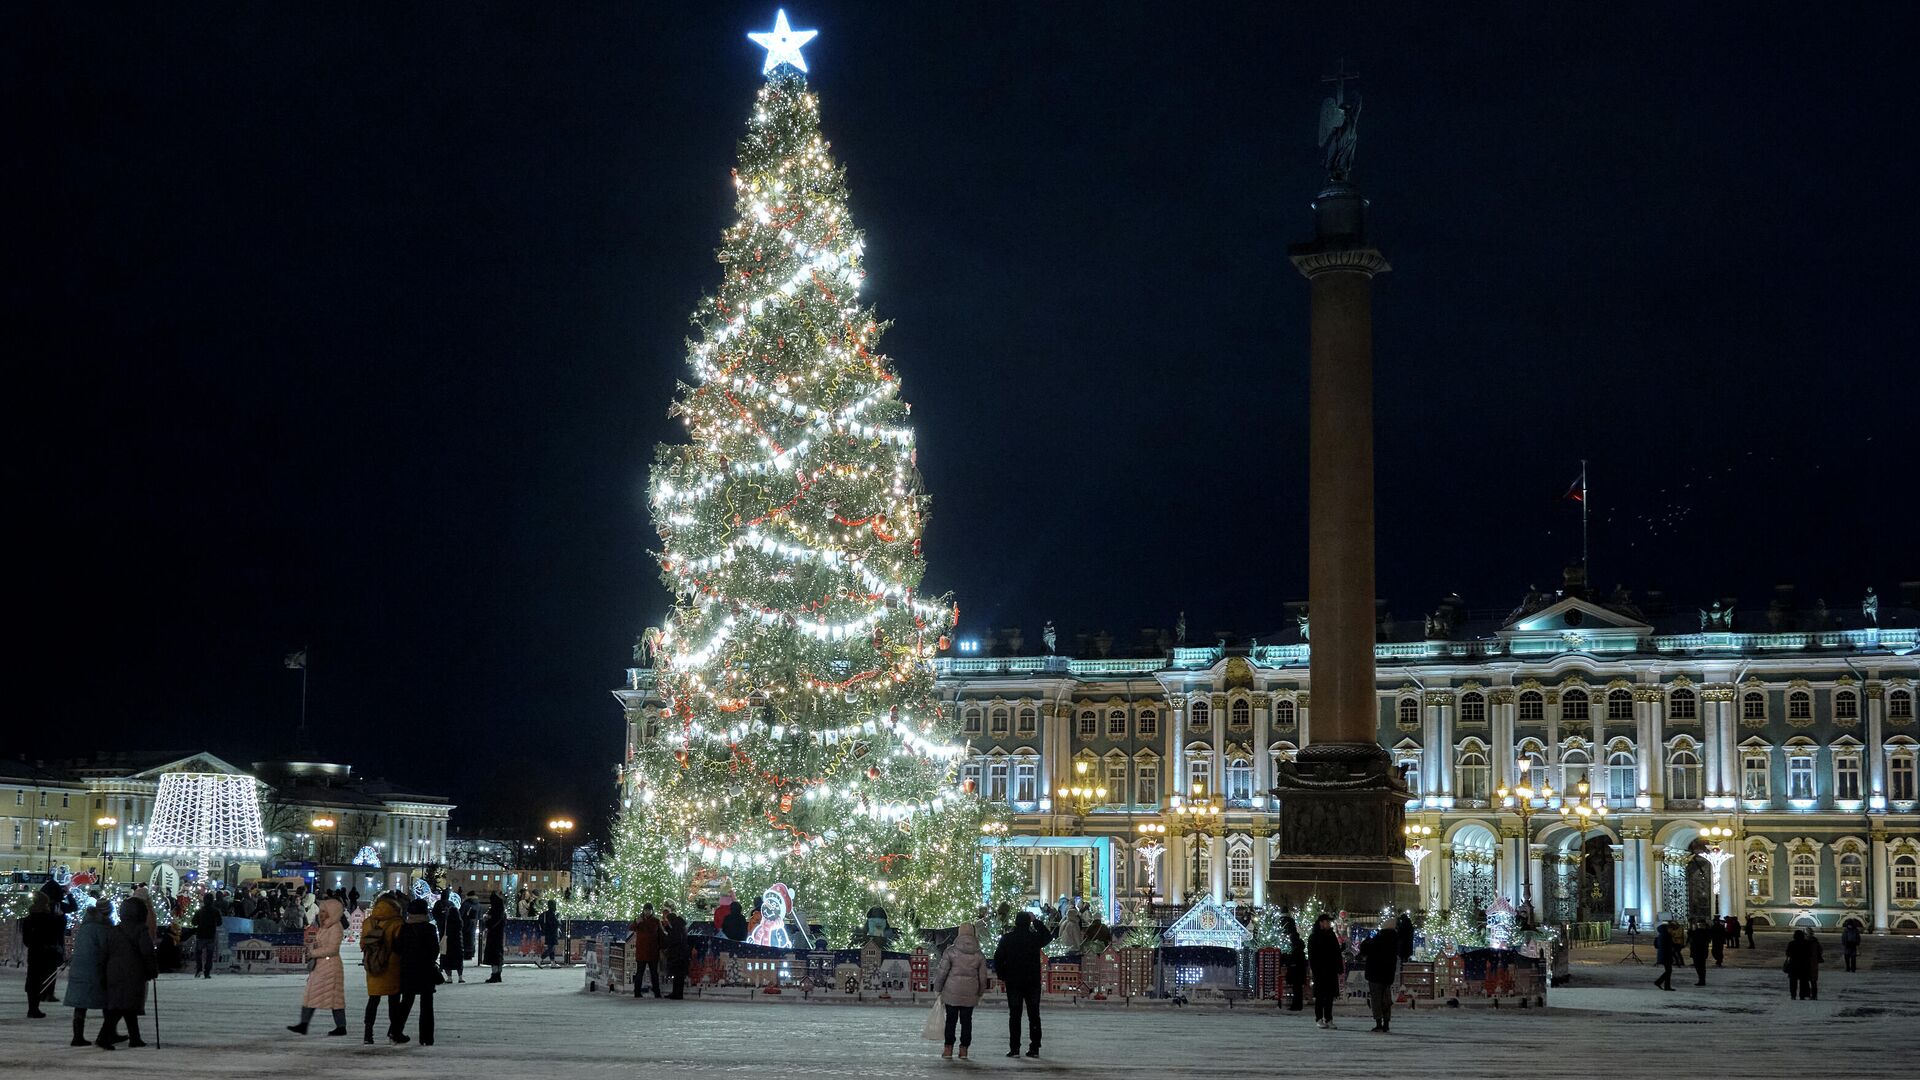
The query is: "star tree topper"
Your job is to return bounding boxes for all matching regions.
[749,9,817,74]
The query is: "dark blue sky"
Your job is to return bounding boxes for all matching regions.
[11,2,1915,828]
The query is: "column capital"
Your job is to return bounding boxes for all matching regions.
[1291,246,1391,279]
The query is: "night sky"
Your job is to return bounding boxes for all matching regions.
[12,3,1915,830]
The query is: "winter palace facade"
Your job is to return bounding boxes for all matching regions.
[620,585,1920,933]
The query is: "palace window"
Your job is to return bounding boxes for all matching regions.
[1017,707,1038,736]
[1747,849,1771,901]
[1562,689,1590,718]
[1188,756,1212,799]
[1668,748,1702,802]
[987,761,1009,801]
[1669,687,1697,720]
[1226,758,1254,805]
[1229,843,1254,894]
[1274,700,1297,727]
[1892,751,1918,802]
[1790,852,1819,904]
[1892,690,1915,720]
[963,709,982,735]
[1788,755,1816,801]
[1108,710,1127,737]
[1835,691,1859,722]
[1012,761,1037,803]
[1895,855,1919,901]
[1460,692,1486,725]
[1230,699,1251,728]
[1743,753,1771,801]
[1397,697,1420,728]
[1837,850,1865,903]
[1788,691,1813,722]
[1835,753,1862,802]
[961,761,982,795]
[1562,748,1590,794]
[1189,700,1212,729]
[1078,710,1097,737]
[1742,692,1767,722]
[1458,750,1490,803]
[1518,748,1547,785]
[1106,757,1129,804]
[1135,756,1160,807]
[990,709,1010,736]
[1518,691,1544,722]
[1138,710,1159,737]
[1608,689,1633,720]
[1607,751,1636,802]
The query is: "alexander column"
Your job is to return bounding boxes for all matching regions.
[1268,69,1415,913]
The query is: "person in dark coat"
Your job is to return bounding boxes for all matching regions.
[39,877,78,921]
[64,900,111,1046]
[539,899,560,962]
[1360,924,1400,1033]
[192,894,222,978]
[992,910,1051,1058]
[629,903,662,998]
[1841,920,1862,972]
[98,896,157,1049]
[1724,914,1741,949]
[1743,914,1757,949]
[1651,920,1674,990]
[1709,917,1726,967]
[1687,921,1710,986]
[720,898,749,942]
[1805,930,1823,999]
[482,892,506,982]
[21,892,66,1016]
[1394,913,1414,963]
[436,887,466,983]
[390,898,439,1046]
[1785,929,1811,999]
[659,901,690,999]
[460,891,480,960]
[1281,916,1308,1012]
[1307,913,1344,1027]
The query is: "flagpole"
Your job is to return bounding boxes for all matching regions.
[300,647,309,736]
[1580,460,1590,583]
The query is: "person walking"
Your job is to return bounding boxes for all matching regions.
[1308,913,1344,1026]
[288,898,348,1036]
[1805,930,1823,1000]
[21,892,65,1016]
[1841,920,1862,972]
[391,898,439,1047]
[482,892,506,983]
[1710,916,1726,967]
[629,903,662,998]
[539,899,560,963]
[348,887,360,915]
[1281,916,1308,1012]
[96,895,157,1049]
[1785,929,1811,1000]
[63,901,111,1046]
[437,887,466,984]
[1687,921,1710,986]
[360,891,404,1044]
[992,910,1051,1058]
[191,893,222,978]
[1652,920,1675,991]
[1724,914,1741,949]
[1360,922,1400,1033]
[933,922,990,1059]
[1743,913,1757,949]
[660,901,690,999]
[460,891,480,960]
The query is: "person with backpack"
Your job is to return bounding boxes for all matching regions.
[360,892,404,1043]
[391,898,440,1046]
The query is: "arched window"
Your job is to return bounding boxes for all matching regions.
[1138,709,1159,737]
[1668,747,1702,801]
[1835,691,1859,722]
[1012,759,1037,803]
[1835,751,1862,802]
[1747,849,1772,901]
[1457,749,1490,803]
[1225,758,1254,804]
[1189,700,1212,729]
[1187,749,1213,798]
[990,708,1010,736]
[1228,842,1254,896]
[1607,750,1636,802]
[1562,688,1590,715]
[961,759,982,795]
[1788,691,1813,721]
[1790,852,1819,903]
[1837,850,1865,902]
[986,758,1009,800]
[1895,854,1919,901]
[1078,709,1097,737]
[1460,692,1486,725]
[1669,687,1697,720]
[1134,753,1160,806]
[1397,697,1421,727]
[1518,691,1545,722]
[1517,746,1547,785]
[1274,699,1297,727]
[1561,747,1590,794]
[1105,755,1129,805]
[1607,689,1633,720]
[1891,689,1915,720]
[1742,692,1767,722]
[1017,707,1038,736]
[1891,749,1918,802]
[963,708,982,735]
[1107,709,1127,737]
[1230,699,1251,728]
[1787,750,1816,801]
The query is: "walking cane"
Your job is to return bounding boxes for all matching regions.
[152,970,161,1048]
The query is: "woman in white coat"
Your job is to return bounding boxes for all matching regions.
[932,923,991,1059]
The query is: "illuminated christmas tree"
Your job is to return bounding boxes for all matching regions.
[595,12,1019,940]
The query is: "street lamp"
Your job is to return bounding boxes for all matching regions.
[1170,784,1223,898]
[1700,825,1737,918]
[547,818,576,871]
[1403,823,1436,902]
[1134,821,1167,901]
[96,815,119,886]
[1055,762,1109,824]
[311,816,336,864]
[1558,782,1609,923]
[1496,760,1554,926]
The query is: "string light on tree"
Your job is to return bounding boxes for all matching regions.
[142,773,267,895]
[587,15,1023,936]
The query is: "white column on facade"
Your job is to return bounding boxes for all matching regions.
[1589,696,1605,794]
[1701,690,1722,797]
[1437,692,1456,801]
[1211,695,1226,797]
[1493,689,1516,790]
[1298,689,1311,748]
[1171,695,1188,797]
[1610,844,1626,927]
[1545,692,1563,778]
[1209,832,1227,903]
[1867,682,1886,803]
[1718,692,1738,797]
[1253,695,1272,802]
[1648,691,1671,802]
[1870,833,1890,932]
[1527,843,1547,922]
[1421,696,1440,798]
[1167,831,1186,905]
[1634,694,1653,798]
[1497,833,1518,907]
[1638,838,1660,921]
[1251,832,1269,906]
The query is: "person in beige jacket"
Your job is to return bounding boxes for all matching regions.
[932,923,991,1059]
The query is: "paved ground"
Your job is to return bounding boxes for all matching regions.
[1,941,1912,1077]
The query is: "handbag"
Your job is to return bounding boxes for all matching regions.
[920,995,945,1041]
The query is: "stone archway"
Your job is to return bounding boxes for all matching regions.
[1579,835,1616,923]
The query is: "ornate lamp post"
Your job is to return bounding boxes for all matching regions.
[311,816,336,864]
[1171,784,1223,898]
[1558,782,1609,923]
[1699,825,1737,918]
[1403,823,1435,906]
[1134,821,1167,901]
[96,815,119,886]
[1055,761,1109,827]
[547,817,576,872]
[1496,761,1553,926]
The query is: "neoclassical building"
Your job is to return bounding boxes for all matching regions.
[618,583,1920,932]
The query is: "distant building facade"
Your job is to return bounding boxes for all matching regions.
[618,582,1920,932]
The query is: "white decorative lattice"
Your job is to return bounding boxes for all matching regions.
[142,773,267,858]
